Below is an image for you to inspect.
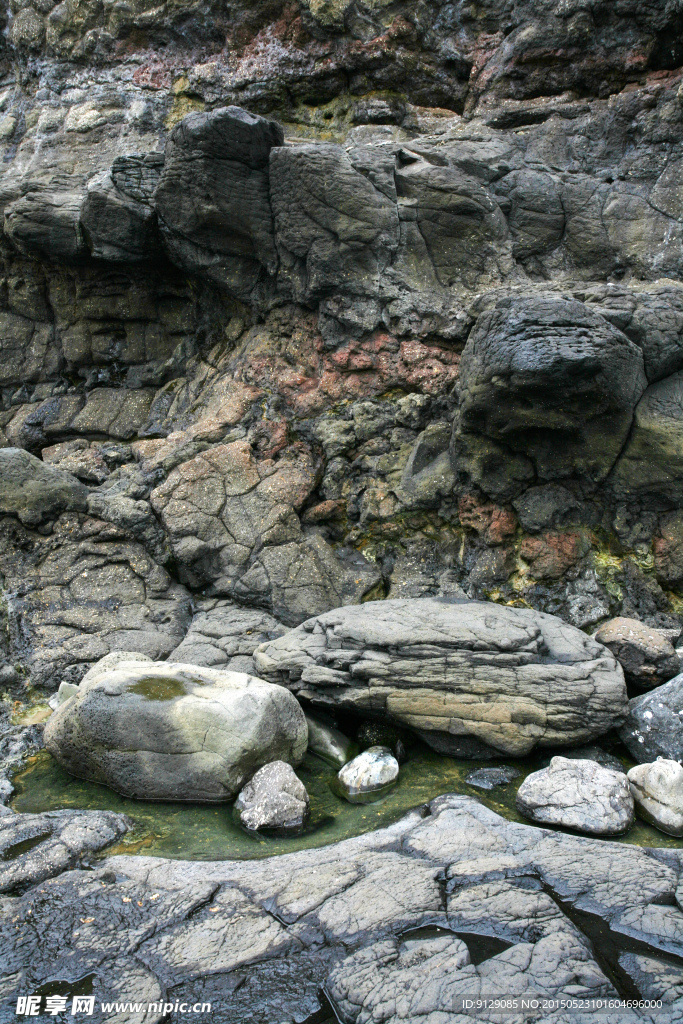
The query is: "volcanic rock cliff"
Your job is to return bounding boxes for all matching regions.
[2,0,683,690]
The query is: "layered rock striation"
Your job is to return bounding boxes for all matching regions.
[254,598,628,757]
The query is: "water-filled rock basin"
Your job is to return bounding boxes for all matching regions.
[10,741,683,860]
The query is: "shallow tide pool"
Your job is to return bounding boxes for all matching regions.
[10,743,683,860]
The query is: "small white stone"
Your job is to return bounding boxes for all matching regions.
[336,746,399,803]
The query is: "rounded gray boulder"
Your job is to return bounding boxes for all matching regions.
[44,661,308,802]
[516,756,635,836]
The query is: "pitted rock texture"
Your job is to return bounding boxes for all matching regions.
[44,660,308,801]
[619,673,683,764]
[155,106,284,299]
[234,759,309,831]
[1,796,682,1023]
[0,447,87,525]
[452,295,647,501]
[253,598,628,757]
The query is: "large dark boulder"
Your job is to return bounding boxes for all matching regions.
[610,370,683,504]
[452,295,647,501]
[155,106,283,299]
[393,153,508,289]
[269,142,398,303]
[619,673,683,763]
[81,155,163,263]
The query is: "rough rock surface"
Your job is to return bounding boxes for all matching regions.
[594,616,681,690]
[0,809,130,893]
[1,795,682,1023]
[234,760,309,831]
[558,745,626,774]
[452,295,647,501]
[0,447,87,525]
[515,756,635,837]
[3,0,683,694]
[0,512,193,691]
[619,673,683,764]
[0,704,43,807]
[44,660,308,801]
[254,598,628,757]
[628,759,683,837]
[168,599,287,672]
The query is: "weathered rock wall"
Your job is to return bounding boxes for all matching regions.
[3,0,683,687]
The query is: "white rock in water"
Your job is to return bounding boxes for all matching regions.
[235,761,309,831]
[516,756,634,836]
[336,746,399,803]
[628,758,683,836]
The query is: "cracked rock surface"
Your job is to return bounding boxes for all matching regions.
[254,598,628,757]
[1,795,682,1023]
[0,808,130,894]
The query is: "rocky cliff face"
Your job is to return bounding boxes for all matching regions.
[2,0,683,689]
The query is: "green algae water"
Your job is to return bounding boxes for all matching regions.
[10,743,683,860]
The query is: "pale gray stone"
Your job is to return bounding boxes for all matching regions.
[516,756,635,836]
[336,746,399,803]
[628,759,683,837]
[235,760,309,831]
[44,661,308,801]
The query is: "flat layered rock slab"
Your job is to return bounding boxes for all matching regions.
[254,598,627,757]
[1,795,681,1023]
